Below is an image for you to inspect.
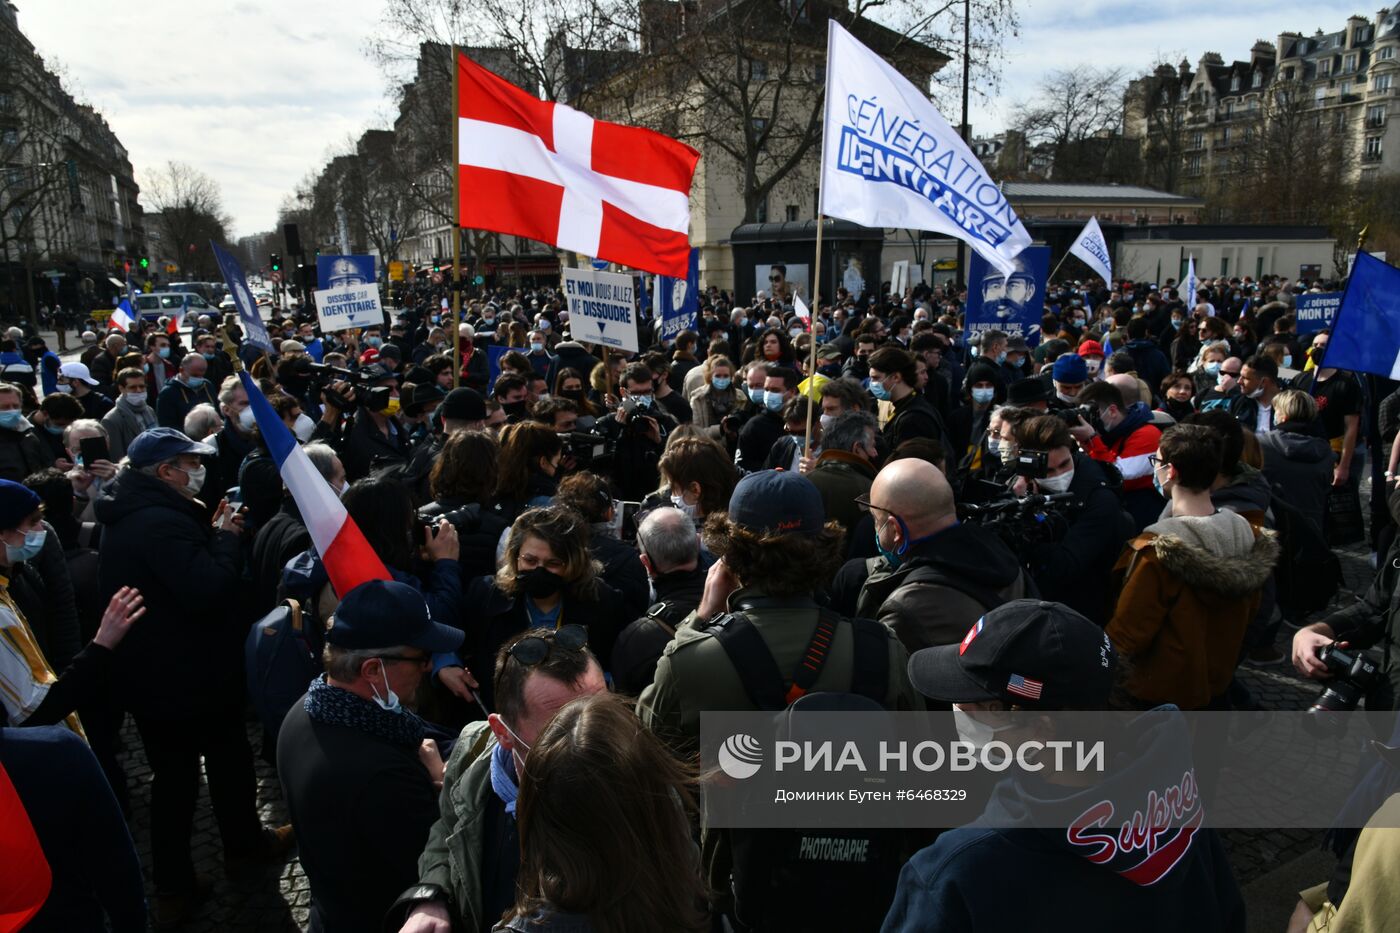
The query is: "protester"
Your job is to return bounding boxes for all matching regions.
[806,410,880,534]
[100,367,157,461]
[1259,390,1333,535]
[612,506,707,695]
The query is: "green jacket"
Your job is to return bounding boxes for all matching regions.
[805,450,876,535]
[637,587,923,756]
[413,720,498,931]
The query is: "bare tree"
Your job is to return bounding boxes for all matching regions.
[1012,66,1130,181]
[143,161,230,279]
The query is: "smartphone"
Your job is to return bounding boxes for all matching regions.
[79,435,109,466]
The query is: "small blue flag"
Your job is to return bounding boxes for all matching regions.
[486,344,510,391]
[209,240,273,353]
[655,247,700,342]
[1322,251,1400,379]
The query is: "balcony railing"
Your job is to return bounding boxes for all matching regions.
[1363,149,1385,162]
[1369,86,1395,99]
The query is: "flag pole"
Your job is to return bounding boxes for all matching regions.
[1046,251,1072,286]
[802,217,825,461]
[450,44,462,389]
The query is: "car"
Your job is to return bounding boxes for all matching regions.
[219,295,237,311]
[133,291,217,322]
[253,290,273,307]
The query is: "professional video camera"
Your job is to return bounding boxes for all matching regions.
[305,362,393,412]
[958,491,1080,560]
[558,431,611,470]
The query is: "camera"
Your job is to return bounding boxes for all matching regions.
[958,492,1080,562]
[559,431,610,469]
[1010,448,1048,479]
[1308,644,1379,714]
[306,362,393,412]
[1057,404,1104,436]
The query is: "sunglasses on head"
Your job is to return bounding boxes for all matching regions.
[508,624,588,666]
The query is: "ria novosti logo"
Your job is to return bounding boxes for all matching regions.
[718,733,764,779]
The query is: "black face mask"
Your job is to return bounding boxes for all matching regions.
[518,566,566,599]
[502,399,529,419]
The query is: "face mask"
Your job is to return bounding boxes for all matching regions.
[177,464,206,498]
[368,661,403,714]
[630,394,653,409]
[44,423,63,436]
[54,383,72,394]
[1282,355,1292,368]
[158,346,171,359]
[819,412,836,431]
[202,352,217,361]
[482,317,495,328]
[518,566,566,599]
[1085,359,1101,376]
[237,407,256,432]
[366,336,382,348]
[1170,319,1183,331]
[0,410,24,430]
[737,317,749,328]
[997,439,1017,462]
[1056,390,1080,405]
[952,707,1013,764]
[1204,361,1221,376]
[500,716,532,775]
[293,413,316,442]
[530,341,545,353]
[185,376,207,389]
[996,351,1007,365]
[335,479,349,499]
[1006,355,1023,369]
[763,390,785,411]
[870,380,891,402]
[1153,465,1169,498]
[711,376,732,391]
[1248,386,1264,399]
[971,387,995,405]
[1038,468,1074,494]
[748,387,766,405]
[1071,317,1085,328]
[875,514,908,569]
[122,391,147,408]
[670,492,699,520]
[4,527,45,564]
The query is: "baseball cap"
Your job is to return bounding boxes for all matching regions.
[908,600,1117,709]
[358,348,381,366]
[59,361,99,386]
[328,579,464,652]
[727,470,825,536]
[126,427,216,468]
[1051,354,1088,384]
[1077,340,1105,359]
[441,387,486,422]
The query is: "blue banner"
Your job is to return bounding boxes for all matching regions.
[964,244,1050,346]
[317,255,377,290]
[486,344,510,391]
[210,240,273,353]
[1295,292,1343,335]
[1321,253,1400,379]
[656,247,699,342]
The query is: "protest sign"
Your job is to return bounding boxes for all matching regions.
[563,267,639,353]
[1295,292,1343,334]
[964,245,1050,345]
[210,240,273,353]
[656,247,699,342]
[317,255,375,289]
[314,283,384,332]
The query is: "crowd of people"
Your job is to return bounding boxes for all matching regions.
[1,268,1398,933]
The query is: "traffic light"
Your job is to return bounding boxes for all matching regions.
[270,253,281,272]
[138,256,149,270]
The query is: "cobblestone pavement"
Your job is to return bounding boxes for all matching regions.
[110,490,1386,929]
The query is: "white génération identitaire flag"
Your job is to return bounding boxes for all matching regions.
[820,20,1030,277]
[1183,255,1206,315]
[1068,216,1113,284]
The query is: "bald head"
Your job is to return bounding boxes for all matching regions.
[1105,373,1137,401]
[868,458,956,540]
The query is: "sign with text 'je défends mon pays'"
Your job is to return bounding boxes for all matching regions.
[1295,292,1343,334]
[313,283,384,332]
[563,267,639,353]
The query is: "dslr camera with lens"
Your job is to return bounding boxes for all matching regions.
[1308,643,1379,713]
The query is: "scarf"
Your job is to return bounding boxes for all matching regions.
[303,674,426,747]
[490,741,521,815]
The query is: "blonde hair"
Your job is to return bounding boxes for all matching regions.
[1272,389,1317,425]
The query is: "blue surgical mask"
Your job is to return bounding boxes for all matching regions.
[366,336,383,348]
[1171,318,1183,330]
[5,527,45,564]
[875,515,908,570]
[996,351,1007,365]
[185,376,207,389]
[1282,355,1293,368]
[748,387,765,405]
[202,352,216,361]
[631,394,653,409]
[712,376,732,391]
[369,661,402,714]
[764,390,785,411]
[738,317,749,328]
[44,423,63,436]
[530,341,545,353]
[1204,361,1221,376]
[158,346,171,359]
[0,410,24,430]
[869,380,891,402]
[971,387,995,405]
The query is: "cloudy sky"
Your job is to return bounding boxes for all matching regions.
[17,0,1372,237]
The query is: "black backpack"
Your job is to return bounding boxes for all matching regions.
[1270,491,1343,617]
[708,606,911,933]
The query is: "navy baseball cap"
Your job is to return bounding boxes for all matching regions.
[727,469,825,535]
[908,600,1117,709]
[126,427,216,468]
[327,579,464,652]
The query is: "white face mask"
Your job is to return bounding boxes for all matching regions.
[996,439,1016,462]
[1037,468,1074,494]
[122,391,147,409]
[369,661,403,714]
[670,491,699,521]
[237,407,256,432]
[952,706,1013,766]
[1084,359,1101,376]
[54,383,72,394]
[293,412,316,442]
[819,412,836,431]
[1055,391,1077,404]
[174,464,206,498]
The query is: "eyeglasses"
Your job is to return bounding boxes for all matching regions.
[508,624,588,666]
[853,493,894,515]
[1221,370,1241,378]
[1147,454,1161,468]
[379,653,432,668]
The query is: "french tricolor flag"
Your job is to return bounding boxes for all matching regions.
[109,299,135,332]
[237,371,391,596]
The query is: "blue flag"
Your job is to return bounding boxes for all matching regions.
[655,247,700,342]
[210,240,273,353]
[486,344,510,391]
[1322,251,1400,379]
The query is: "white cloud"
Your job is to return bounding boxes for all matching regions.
[16,0,389,238]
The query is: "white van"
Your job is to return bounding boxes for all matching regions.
[134,291,216,322]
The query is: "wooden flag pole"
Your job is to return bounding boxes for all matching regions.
[801,217,825,462]
[1046,250,1072,286]
[450,44,462,389]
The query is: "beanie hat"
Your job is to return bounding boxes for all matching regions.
[1052,354,1089,384]
[0,479,41,531]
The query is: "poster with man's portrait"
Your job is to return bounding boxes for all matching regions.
[755,263,809,305]
[964,245,1050,345]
